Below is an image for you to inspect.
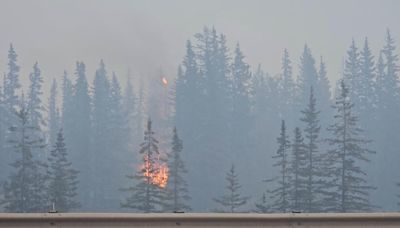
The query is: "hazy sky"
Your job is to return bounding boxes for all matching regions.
[0,0,399,94]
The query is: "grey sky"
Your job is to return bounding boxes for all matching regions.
[0,0,399,94]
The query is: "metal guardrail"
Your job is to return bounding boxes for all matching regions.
[1,213,400,227]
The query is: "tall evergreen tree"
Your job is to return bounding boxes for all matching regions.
[48,79,60,150]
[123,74,136,150]
[27,62,45,131]
[297,45,318,110]
[289,127,308,212]
[121,119,164,212]
[70,61,92,210]
[269,120,291,212]
[359,38,377,118]
[343,39,361,106]
[231,43,253,162]
[1,107,48,212]
[3,44,21,112]
[47,129,80,212]
[164,127,191,212]
[325,81,375,212]
[317,56,332,128]
[279,48,296,127]
[213,164,249,213]
[300,87,322,212]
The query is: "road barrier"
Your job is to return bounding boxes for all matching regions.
[1,212,400,227]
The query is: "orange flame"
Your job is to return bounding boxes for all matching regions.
[140,155,169,188]
[161,77,168,86]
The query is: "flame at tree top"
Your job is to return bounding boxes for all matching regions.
[161,76,168,86]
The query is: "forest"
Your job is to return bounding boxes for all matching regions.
[0,26,399,213]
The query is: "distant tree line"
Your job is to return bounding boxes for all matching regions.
[0,27,399,212]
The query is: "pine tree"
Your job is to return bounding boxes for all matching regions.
[343,39,361,106]
[297,45,318,110]
[231,43,253,163]
[325,81,375,212]
[121,119,164,212]
[299,87,322,212]
[254,193,270,213]
[213,164,249,213]
[317,56,332,128]
[3,44,21,112]
[27,62,45,131]
[164,127,191,212]
[70,61,92,209]
[269,120,291,212]
[47,129,80,212]
[48,79,60,150]
[1,107,48,212]
[289,127,308,212]
[359,37,376,117]
[279,48,296,127]
[123,73,136,151]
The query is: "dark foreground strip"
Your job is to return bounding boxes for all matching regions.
[1,213,400,227]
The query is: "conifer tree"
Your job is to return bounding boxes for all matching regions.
[164,127,191,212]
[27,62,45,131]
[254,193,270,213]
[3,44,21,112]
[359,38,376,117]
[300,87,322,212]
[47,129,80,212]
[290,127,308,212]
[298,45,318,110]
[343,39,361,106]
[213,164,249,213]
[48,79,60,150]
[317,56,332,128]
[70,61,92,209]
[121,119,164,212]
[1,107,48,212]
[269,120,291,212]
[325,81,375,212]
[231,43,252,162]
[279,48,296,127]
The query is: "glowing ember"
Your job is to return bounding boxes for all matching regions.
[140,156,169,188]
[161,77,168,86]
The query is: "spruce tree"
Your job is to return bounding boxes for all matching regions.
[289,127,308,212]
[47,129,80,212]
[269,120,291,212]
[254,193,270,213]
[121,119,164,212]
[359,37,376,117]
[297,45,318,110]
[164,127,191,212]
[300,87,322,212]
[343,39,361,106]
[325,81,375,212]
[213,164,249,213]
[279,48,296,127]
[48,79,60,150]
[231,43,253,163]
[27,62,45,131]
[1,107,48,212]
[70,61,92,209]
[3,44,21,112]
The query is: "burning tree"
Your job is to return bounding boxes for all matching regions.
[121,118,166,212]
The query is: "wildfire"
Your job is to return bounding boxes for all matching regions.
[141,156,169,188]
[161,76,168,86]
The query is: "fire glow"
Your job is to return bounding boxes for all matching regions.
[141,155,169,188]
[161,77,168,86]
